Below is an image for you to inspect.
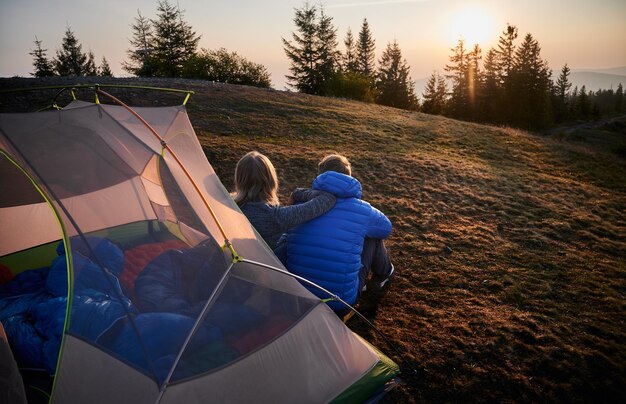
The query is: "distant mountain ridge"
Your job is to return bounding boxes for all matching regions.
[564,68,626,92]
[572,66,626,76]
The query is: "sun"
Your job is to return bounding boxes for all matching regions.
[448,7,495,46]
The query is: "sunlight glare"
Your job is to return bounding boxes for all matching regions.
[448,7,495,46]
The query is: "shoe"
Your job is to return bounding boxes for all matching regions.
[377,265,395,289]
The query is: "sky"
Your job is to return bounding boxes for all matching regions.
[1,0,625,90]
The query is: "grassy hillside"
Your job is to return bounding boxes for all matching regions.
[1,77,625,402]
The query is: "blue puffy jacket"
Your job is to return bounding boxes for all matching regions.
[285,171,391,310]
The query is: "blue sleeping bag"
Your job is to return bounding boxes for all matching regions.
[47,236,125,297]
[134,240,228,316]
[100,312,223,383]
[134,240,263,335]
[0,236,133,374]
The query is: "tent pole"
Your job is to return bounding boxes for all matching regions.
[154,261,235,403]
[95,88,239,261]
[240,258,418,376]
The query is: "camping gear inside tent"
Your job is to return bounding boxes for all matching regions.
[0,85,400,403]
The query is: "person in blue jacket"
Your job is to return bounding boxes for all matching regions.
[283,154,394,315]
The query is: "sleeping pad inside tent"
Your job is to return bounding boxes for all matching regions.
[0,92,399,403]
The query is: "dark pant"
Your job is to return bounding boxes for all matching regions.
[358,237,393,295]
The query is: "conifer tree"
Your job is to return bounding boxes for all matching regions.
[554,64,572,122]
[421,72,439,114]
[480,48,500,122]
[576,85,590,119]
[123,10,156,76]
[30,37,55,77]
[283,2,320,93]
[445,38,470,118]
[615,83,624,113]
[316,6,340,94]
[151,0,200,77]
[508,32,552,128]
[343,28,358,72]
[555,64,572,100]
[376,40,417,110]
[569,86,578,117]
[54,27,88,76]
[84,50,98,76]
[421,71,447,115]
[495,24,518,122]
[99,56,113,77]
[356,18,376,77]
[496,24,518,83]
[436,73,448,113]
[467,44,482,117]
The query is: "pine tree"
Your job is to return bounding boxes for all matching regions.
[467,44,482,117]
[576,85,590,119]
[615,83,624,113]
[29,37,55,77]
[556,64,572,100]
[99,56,113,77]
[123,10,156,76]
[421,72,439,114]
[496,24,518,83]
[283,2,320,93]
[356,18,376,77]
[445,38,470,118]
[480,48,500,122]
[508,33,552,128]
[316,6,340,95]
[421,71,447,115]
[151,0,200,77]
[569,86,578,118]
[376,40,417,110]
[554,64,572,122]
[84,50,98,76]
[495,24,518,123]
[54,27,88,76]
[436,73,448,113]
[343,28,358,72]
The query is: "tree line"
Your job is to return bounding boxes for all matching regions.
[29,1,623,130]
[423,24,625,129]
[30,29,113,78]
[30,0,271,88]
[283,3,624,129]
[283,2,417,110]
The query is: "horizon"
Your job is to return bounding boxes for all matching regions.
[1,0,625,90]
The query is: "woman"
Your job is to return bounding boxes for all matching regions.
[233,151,335,249]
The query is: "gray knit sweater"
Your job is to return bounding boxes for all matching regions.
[239,189,336,249]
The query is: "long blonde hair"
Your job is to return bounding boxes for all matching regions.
[233,151,280,206]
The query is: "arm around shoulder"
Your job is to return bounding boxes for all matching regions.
[274,190,336,230]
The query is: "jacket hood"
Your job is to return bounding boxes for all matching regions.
[312,171,362,199]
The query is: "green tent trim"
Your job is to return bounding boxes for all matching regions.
[331,338,401,403]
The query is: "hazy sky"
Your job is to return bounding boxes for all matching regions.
[1,0,625,89]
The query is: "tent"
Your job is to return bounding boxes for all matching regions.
[0,86,399,403]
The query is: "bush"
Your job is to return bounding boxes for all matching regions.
[325,71,376,103]
[182,48,271,88]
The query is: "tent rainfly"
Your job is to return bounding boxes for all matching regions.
[0,86,399,403]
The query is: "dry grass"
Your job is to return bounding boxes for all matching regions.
[1,77,625,402]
